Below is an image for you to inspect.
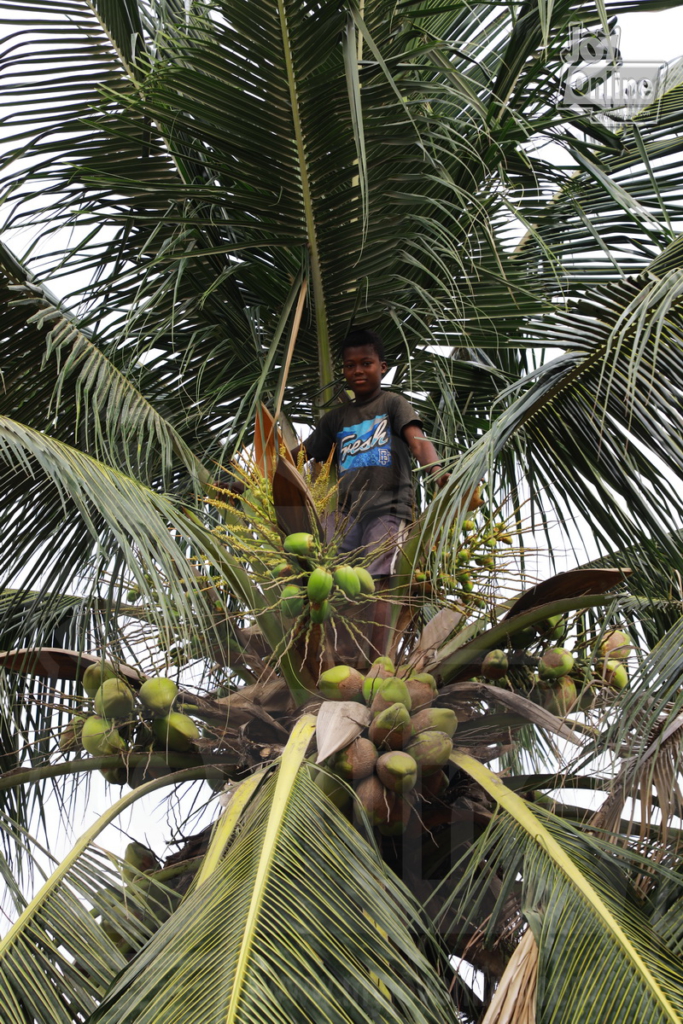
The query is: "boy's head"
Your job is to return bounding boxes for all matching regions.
[340,328,385,363]
[340,329,388,400]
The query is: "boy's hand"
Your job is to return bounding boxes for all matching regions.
[402,424,448,487]
[431,468,450,489]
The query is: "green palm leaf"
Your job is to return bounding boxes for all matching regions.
[449,752,683,1024]
[0,770,196,1024]
[91,717,461,1024]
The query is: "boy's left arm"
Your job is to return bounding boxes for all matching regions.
[402,424,449,489]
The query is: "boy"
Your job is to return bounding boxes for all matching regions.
[299,328,448,576]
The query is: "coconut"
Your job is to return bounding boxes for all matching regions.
[59,715,85,752]
[412,672,436,688]
[318,665,364,702]
[95,678,135,719]
[370,677,412,715]
[507,626,536,650]
[410,707,458,738]
[372,656,395,674]
[153,712,199,752]
[576,682,599,711]
[541,676,577,717]
[272,561,293,579]
[310,600,332,624]
[283,532,315,557]
[81,660,119,699]
[100,766,128,786]
[538,647,575,680]
[404,677,435,712]
[307,567,334,603]
[334,738,378,780]
[481,650,509,680]
[378,795,414,836]
[280,584,305,619]
[81,716,127,756]
[139,676,178,715]
[123,841,160,882]
[368,703,412,749]
[314,769,351,810]
[538,613,565,640]
[405,730,453,776]
[376,751,418,794]
[333,565,361,599]
[354,566,375,595]
[603,659,629,690]
[354,775,394,826]
[420,769,449,800]
[599,630,632,661]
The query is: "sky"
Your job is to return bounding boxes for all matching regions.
[4,1,683,924]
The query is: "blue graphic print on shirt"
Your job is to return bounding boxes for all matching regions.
[337,415,392,473]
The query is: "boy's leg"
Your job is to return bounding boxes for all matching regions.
[360,516,410,658]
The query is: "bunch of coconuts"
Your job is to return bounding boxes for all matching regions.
[59,661,199,784]
[478,627,633,715]
[313,657,458,836]
[419,516,513,603]
[277,532,376,625]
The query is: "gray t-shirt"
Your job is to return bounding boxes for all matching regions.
[303,391,421,522]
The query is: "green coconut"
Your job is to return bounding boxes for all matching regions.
[354,566,376,595]
[405,729,453,776]
[333,564,361,599]
[404,677,435,712]
[81,716,127,756]
[310,600,332,624]
[153,712,199,752]
[314,769,351,810]
[139,677,178,715]
[541,676,577,717]
[507,626,536,650]
[370,677,412,715]
[95,678,135,719]
[280,584,305,619]
[375,751,418,794]
[283,532,315,557]
[421,769,449,799]
[481,650,509,680]
[599,630,632,661]
[318,665,364,702]
[603,659,629,690]
[59,715,85,752]
[377,795,413,836]
[81,660,119,699]
[100,766,128,786]
[538,647,575,680]
[368,703,412,749]
[123,841,160,882]
[334,738,378,781]
[538,613,565,641]
[307,566,334,603]
[410,707,458,738]
[354,775,394,827]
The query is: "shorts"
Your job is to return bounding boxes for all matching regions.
[323,513,410,576]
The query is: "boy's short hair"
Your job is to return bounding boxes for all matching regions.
[340,328,385,363]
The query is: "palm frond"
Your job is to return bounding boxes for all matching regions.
[446,752,683,1024]
[0,770,192,1024]
[91,718,461,1024]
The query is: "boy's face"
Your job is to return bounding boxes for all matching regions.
[342,345,387,400]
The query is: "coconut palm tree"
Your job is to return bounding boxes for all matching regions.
[3,0,683,1020]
